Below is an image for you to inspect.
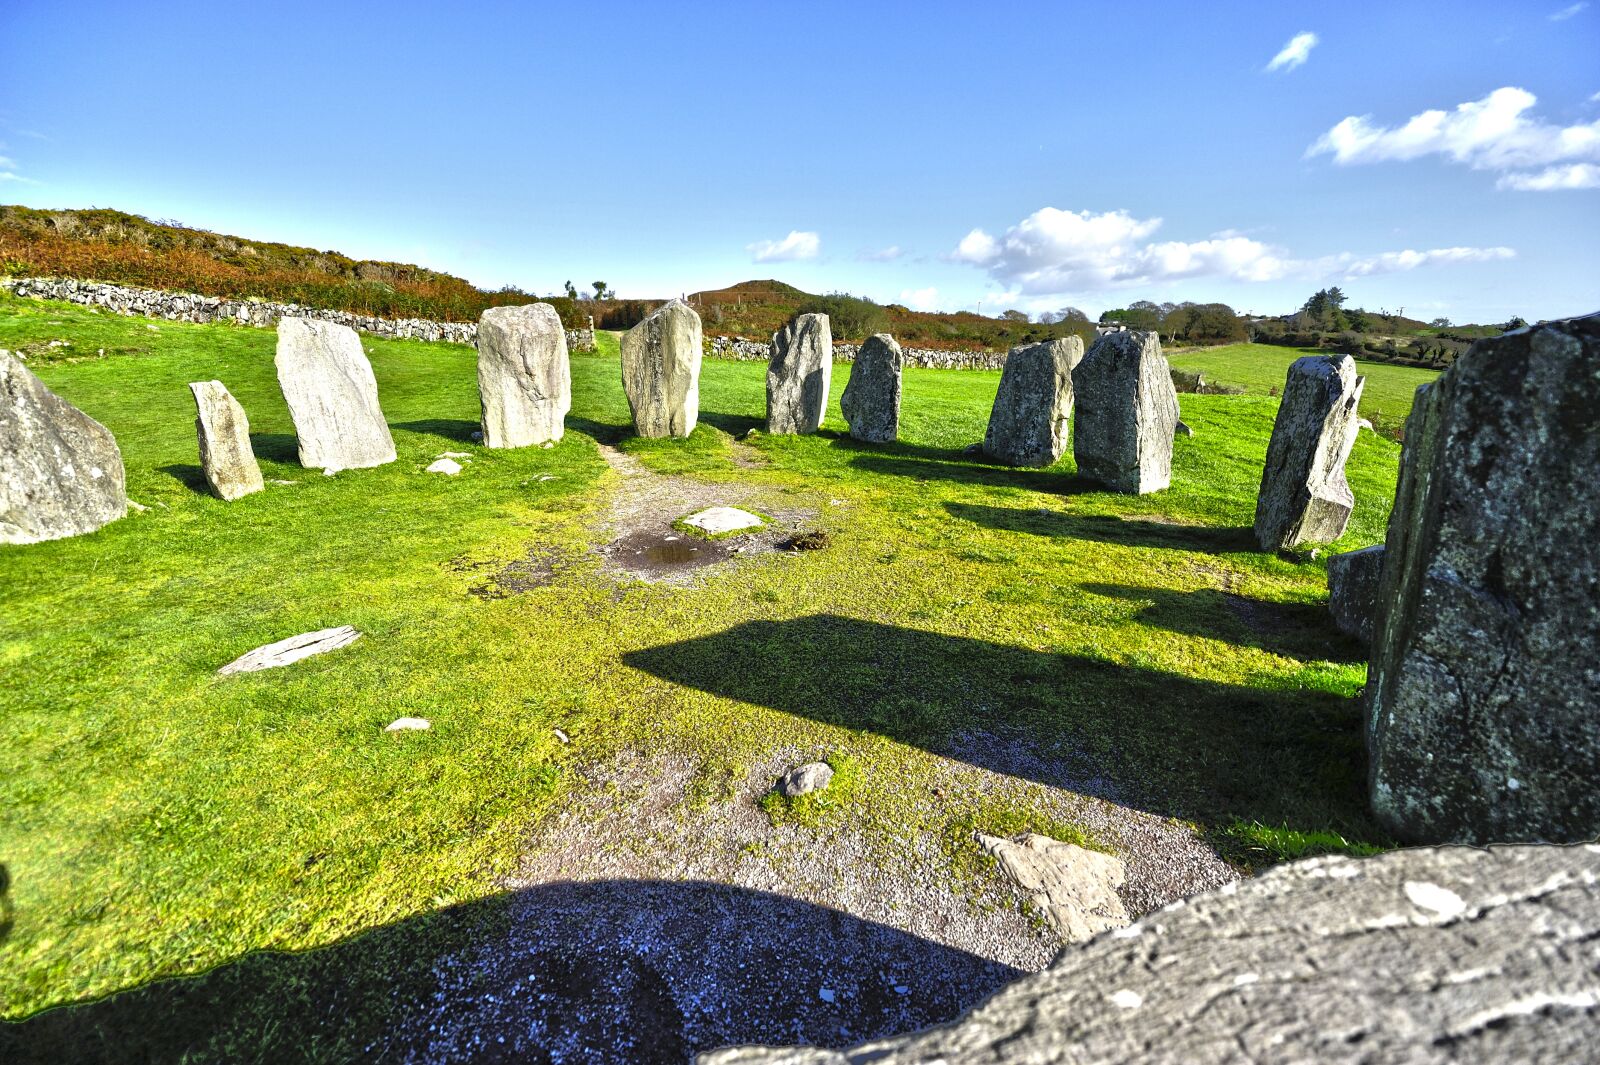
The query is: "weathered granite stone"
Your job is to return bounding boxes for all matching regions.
[274,317,396,471]
[703,843,1600,1065]
[683,506,764,536]
[477,303,570,448]
[1367,314,1600,845]
[1,349,127,544]
[1328,544,1384,643]
[983,337,1084,466]
[767,314,832,434]
[1071,330,1179,494]
[189,380,263,501]
[1254,355,1365,551]
[622,298,702,438]
[778,762,833,797]
[839,333,903,443]
[217,625,361,675]
[976,833,1128,943]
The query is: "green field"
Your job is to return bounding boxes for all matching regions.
[2,294,1401,1055]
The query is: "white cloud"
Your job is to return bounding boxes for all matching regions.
[746,230,820,263]
[1266,31,1318,72]
[951,228,1000,264]
[898,287,940,311]
[1550,2,1588,19]
[859,245,903,262]
[0,153,38,184]
[1308,86,1600,190]
[1496,162,1600,190]
[1334,246,1516,276]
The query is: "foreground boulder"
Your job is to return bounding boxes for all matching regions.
[1367,314,1600,845]
[1254,354,1365,551]
[274,317,396,471]
[704,843,1600,1065]
[477,303,571,448]
[1071,330,1179,493]
[839,333,903,443]
[976,833,1128,943]
[1327,544,1384,643]
[983,337,1084,466]
[622,298,702,437]
[1,349,127,544]
[767,313,832,434]
[189,380,264,501]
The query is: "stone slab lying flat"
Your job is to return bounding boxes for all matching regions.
[977,832,1129,943]
[217,626,361,676]
[682,506,764,536]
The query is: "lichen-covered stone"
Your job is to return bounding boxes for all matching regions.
[1366,314,1600,845]
[622,299,702,438]
[839,333,903,443]
[976,833,1128,943]
[982,337,1083,467]
[1,349,127,544]
[766,313,832,435]
[189,380,263,501]
[274,317,396,472]
[1328,544,1384,643]
[1071,331,1178,494]
[1254,355,1365,551]
[477,303,571,448]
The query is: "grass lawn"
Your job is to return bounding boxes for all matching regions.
[2,295,1400,1056]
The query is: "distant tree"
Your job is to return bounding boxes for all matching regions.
[1430,316,1451,329]
[1346,309,1371,332]
[1503,316,1528,331]
[564,280,578,300]
[1000,309,1030,323]
[1301,288,1350,331]
[591,281,611,300]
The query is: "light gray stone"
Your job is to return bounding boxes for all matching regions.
[425,458,462,476]
[983,337,1084,467]
[1328,544,1384,644]
[1071,330,1178,494]
[0,349,127,544]
[1254,355,1366,551]
[384,717,431,732]
[274,317,396,472]
[189,380,263,501]
[839,333,903,443]
[476,303,571,448]
[702,843,1600,1065]
[217,625,361,675]
[683,506,764,536]
[1367,314,1600,845]
[778,762,833,797]
[976,833,1129,943]
[767,314,832,434]
[622,298,702,438]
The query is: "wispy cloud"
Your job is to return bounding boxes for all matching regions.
[897,286,940,311]
[1497,162,1600,190]
[0,150,40,185]
[1266,31,1318,72]
[747,230,820,263]
[858,245,903,262]
[1550,2,1588,20]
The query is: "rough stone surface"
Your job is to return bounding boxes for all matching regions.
[766,314,833,435]
[683,506,764,537]
[477,303,571,448]
[839,333,903,443]
[983,337,1084,467]
[425,458,462,476]
[0,349,127,544]
[273,317,396,471]
[217,626,361,675]
[1367,314,1600,845]
[703,843,1600,1065]
[1328,544,1384,644]
[1071,330,1179,494]
[976,833,1129,943]
[188,380,263,501]
[622,299,702,438]
[1254,354,1366,551]
[777,762,834,797]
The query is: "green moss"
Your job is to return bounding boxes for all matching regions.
[758,754,862,828]
[1217,819,1388,870]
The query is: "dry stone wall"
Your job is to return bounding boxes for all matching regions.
[708,334,1008,371]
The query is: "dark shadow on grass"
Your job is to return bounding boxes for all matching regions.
[0,879,1015,1065]
[851,453,1095,494]
[390,418,478,445]
[156,463,208,493]
[247,432,299,465]
[946,502,1257,554]
[1080,583,1365,664]
[566,414,632,446]
[696,409,765,439]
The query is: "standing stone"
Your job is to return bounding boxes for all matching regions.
[766,313,832,434]
[1327,544,1384,643]
[274,317,396,471]
[1254,355,1366,551]
[982,337,1084,466]
[1,350,127,544]
[189,381,264,501]
[839,333,903,443]
[1071,330,1179,493]
[621,298,702,438]
[1367,314,1600,845]
[476,303,571,448]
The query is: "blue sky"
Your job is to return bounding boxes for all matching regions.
[2,0,1596,323]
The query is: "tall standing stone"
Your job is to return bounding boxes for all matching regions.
[839,333,904,443]
[476,303,571,448]
[1367,314,1600,845]
[983,337,1084,467]
[621,298,702,438]
[1071,330,1178,493]
[1,349,127,544]
[766,313,832,434]
[274,317,396,472]
[189,380,264,501]
[1254,355,1366,551]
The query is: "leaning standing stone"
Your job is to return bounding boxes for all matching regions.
[621,298,702,438]
[1254,355,1365,551]
[839,333,903,443]
[1,349,127,544]
[1367,313,1600,845]
[189,380,264,501]
[274,317,396,471]
[477,303,571,448]
[983,336,1084,466]
[1071,330,1179,493]
[766,313,833,434]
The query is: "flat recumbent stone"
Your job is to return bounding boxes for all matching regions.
[682,507,764,536]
